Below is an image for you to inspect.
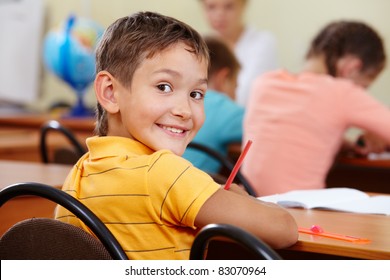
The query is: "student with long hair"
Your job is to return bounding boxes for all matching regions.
[243,20,390,196]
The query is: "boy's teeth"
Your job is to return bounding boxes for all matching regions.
[163,126,183,133]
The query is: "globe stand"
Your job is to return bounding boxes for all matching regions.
[65,88,94,118]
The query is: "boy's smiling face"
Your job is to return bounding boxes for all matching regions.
[112,42,208,156]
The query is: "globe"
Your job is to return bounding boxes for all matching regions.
[43,14,104,117]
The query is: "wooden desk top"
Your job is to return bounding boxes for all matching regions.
[0,126,90,163]
[0,114,95,132]
[0,160,73,236]
[0,160,72,189]
[286,208,390,259]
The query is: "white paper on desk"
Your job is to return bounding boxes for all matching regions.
[0,0,45,104]
[324,195,390,215]
[258,188,390,215]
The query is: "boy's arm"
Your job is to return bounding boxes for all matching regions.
[195,186,298,249]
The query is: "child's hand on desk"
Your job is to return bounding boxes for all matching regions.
[354,132,389,156]
[224,183,249,196]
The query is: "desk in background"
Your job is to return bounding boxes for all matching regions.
[0,113,95,132]
[326,154,390,193]
[0,160,72,235]
[0,114,93,162]
[338,153,390,168]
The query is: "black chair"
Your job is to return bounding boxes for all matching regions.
[187,142,257,196]
[0,182,128,260]
[190,223,282,260]
[40,120,86,164]
[0,218,114,260]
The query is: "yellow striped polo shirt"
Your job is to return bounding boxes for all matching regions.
[55,136,220,259]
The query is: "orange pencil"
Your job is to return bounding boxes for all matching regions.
[298,227,371,244]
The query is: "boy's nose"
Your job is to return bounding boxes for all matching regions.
[171,99,192,120]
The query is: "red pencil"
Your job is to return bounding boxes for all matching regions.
[224,140,252,190]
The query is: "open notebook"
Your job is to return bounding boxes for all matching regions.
[258,188,390,215]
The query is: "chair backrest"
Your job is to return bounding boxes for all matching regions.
[0,182,128,260]
[0,218,112,260]
[187,142,257,196]
[40,120,86,164]
[190,223,282,260]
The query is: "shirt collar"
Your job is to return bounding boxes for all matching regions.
[86,136,154,160]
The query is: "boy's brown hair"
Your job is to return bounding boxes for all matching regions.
[306,20,386,77]
[94,11,210,136]
[205,36,240,80]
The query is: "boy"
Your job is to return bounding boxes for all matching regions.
[55,11,297,260]
[183,36,244,175]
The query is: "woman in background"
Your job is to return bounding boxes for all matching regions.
[199,0,278,106]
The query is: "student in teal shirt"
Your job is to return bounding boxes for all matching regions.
[183,36,244,174]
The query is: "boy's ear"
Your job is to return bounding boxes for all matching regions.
[336,55,362,78]
[94,71,120,113]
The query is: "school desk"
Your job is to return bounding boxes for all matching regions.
[0,113,93,162]
[326,157,390,193]
[0,160,72,235]
[0,128,90,162]
[0,113,95,132]
[280,208,390,259]
[207,207,390,260]
[337,153,390,168]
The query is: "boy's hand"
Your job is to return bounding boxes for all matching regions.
[224,183,249,196]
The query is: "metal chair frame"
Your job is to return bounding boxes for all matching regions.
[40,120,86,163]
[0,182,128,260]
[190,223,282,260]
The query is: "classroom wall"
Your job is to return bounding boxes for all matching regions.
[34,0,390,111]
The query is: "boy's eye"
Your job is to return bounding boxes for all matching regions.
[157,84,172,93]
[190,91,204,100]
